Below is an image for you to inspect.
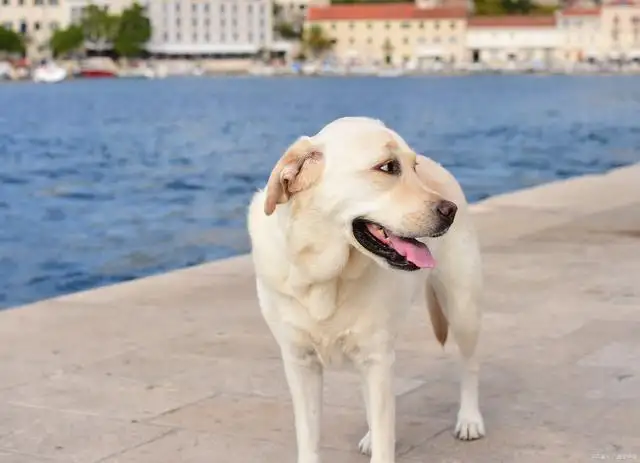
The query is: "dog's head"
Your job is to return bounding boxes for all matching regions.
[263,117,457,272]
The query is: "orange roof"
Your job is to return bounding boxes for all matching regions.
[561,7,600,16]
[468,16,556,27]
[307,4,468,21]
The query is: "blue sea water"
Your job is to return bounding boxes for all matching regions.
[0,75,639,308]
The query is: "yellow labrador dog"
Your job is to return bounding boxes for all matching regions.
[247,117,484,463]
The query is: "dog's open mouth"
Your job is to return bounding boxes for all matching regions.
[352,219,436,271]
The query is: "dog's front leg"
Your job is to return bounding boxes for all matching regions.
[282,348,323,463]
[361,353,395,463]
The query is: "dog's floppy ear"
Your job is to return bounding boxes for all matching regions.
[264,136,324,216]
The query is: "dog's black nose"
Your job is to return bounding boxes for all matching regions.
[436,200,457,222]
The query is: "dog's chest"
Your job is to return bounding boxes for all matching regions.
[301,322,371,367]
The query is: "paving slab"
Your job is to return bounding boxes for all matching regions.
[0,164,639,463]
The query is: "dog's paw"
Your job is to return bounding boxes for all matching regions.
[454,410,485,441]
[358,430,372,455]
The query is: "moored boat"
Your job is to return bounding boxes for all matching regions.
[33,61,67,83]
[76,57,119,79]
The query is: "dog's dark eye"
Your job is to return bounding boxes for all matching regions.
[378,159,401,175]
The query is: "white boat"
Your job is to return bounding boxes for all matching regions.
[248,65,276,76]
[119,66,156,79]
[376,68,405,78]
[33,62,67,83]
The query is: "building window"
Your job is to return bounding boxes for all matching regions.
[419,21,424,29]
[34,0,43,5]
[403,37,408,44]
[34,21,41,30]
[175,3,180,12]
[331,23,336,30]
[176,32,181,41]
[1,0,9,5]
[434,21,440,30]
[248,4,252,13]
[385,22,390,29]
[192,33,197,42]
[204,4,209,12]
[220,4,224,13]
[232,33,238,41]
[348,22,354,29]
[401,21,410,29]
[163,31,168,41]
[450,21,456,29]
[366,22,372,29]
[49,0,58,5]
[205,33,210,41]
[220,34,226,42]
[19,20,27,34]
[204,18,209,27]
[192,19,197,27]
[176,18,181,27]
[349,37,354,44]
[248,32,253,42]
[367,37,372,44]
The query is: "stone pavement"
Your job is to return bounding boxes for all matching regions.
[1,165,639,463]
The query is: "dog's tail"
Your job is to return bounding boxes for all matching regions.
[426,280,448,347]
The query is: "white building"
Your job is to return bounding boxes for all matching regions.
[467,16,560,67]
[146,0,273,58]
[556,7,601,63]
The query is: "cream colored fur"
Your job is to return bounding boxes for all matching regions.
[247,117,485,463]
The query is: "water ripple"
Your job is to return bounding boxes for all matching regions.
[0,75,639,308]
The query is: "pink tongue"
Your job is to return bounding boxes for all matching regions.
[388,236,436,268]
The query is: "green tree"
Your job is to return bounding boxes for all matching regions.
[302,25,334,60]
[275,21,302,40]
[500,0,534,14]
[113,3,151,57]
[474,0,507,15]
[0,26,25,56]
[81,5,119,52]
[49,25,84,58]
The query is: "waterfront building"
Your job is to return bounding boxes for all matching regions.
[0,0,68,58]
[466,16,560,68]
[275,0,327,26]
[145,0,274,58]
[556,6,601,63]
[306,3,468,68]
[599,0,640,62]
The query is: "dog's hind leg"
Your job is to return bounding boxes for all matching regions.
[429,258,485,440]
[281,347,324,463]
